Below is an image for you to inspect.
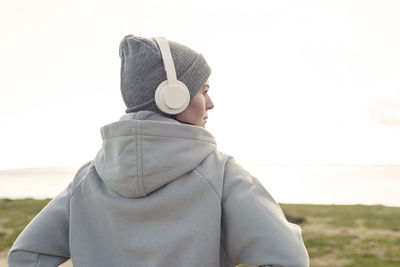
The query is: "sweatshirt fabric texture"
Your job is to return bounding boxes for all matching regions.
[8,111,309,267]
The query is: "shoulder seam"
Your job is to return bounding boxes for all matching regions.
[193,168,221,202]
[220,240,235,266]
[221,156,234,203]
[71,164,95,198]
[35,253,39,267]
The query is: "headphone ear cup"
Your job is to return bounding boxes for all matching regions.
[155,80,190,115]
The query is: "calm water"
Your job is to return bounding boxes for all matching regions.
[248,164,400,207]
[0,165,399,207]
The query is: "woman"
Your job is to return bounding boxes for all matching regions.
[8,35,309,267]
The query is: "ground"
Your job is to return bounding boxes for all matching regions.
[1,199,400,266]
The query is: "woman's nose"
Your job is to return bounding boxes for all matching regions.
[206,96,214,110]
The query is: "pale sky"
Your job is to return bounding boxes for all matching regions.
[1,0,400,169]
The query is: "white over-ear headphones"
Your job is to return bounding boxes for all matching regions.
[154,37,190,115]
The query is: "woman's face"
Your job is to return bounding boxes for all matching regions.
[176,81,214,127]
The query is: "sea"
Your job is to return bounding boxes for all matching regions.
[0,164,399,207]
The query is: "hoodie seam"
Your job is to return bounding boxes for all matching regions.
[136,121,146,196]
[193,168,221,203]
[220,241,235,266]
[139,121,146,195]
[147,135,215,144]
[35,253,39,267]
[71,165,96,198]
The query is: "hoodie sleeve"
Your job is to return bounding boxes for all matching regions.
[7,184,71,267]
[221,158,309,267]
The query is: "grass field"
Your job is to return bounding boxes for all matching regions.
[281,203,400,266]
[1,199,400,266]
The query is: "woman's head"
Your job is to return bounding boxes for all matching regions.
[119,35,211,117]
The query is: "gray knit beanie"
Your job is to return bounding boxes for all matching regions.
[119,35,211,115]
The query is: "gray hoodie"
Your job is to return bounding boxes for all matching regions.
[8,111,309,267]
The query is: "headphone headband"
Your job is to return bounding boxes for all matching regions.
[154,37,178,85]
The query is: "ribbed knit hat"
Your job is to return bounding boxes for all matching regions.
[119,35,211,115]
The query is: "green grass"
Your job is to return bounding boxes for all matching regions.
[282,204,400,230]
[0,198,50,252]
[281,203,400,266]
[1,200,400,266]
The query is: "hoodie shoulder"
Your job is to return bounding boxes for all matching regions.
[194,151,258,204]
[70,161,95,195]
[194,150,234,201]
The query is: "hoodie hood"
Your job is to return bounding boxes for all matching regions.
[94,111,217,198]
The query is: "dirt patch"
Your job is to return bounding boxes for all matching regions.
[312,256,352,267]
[0,250,9,267]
